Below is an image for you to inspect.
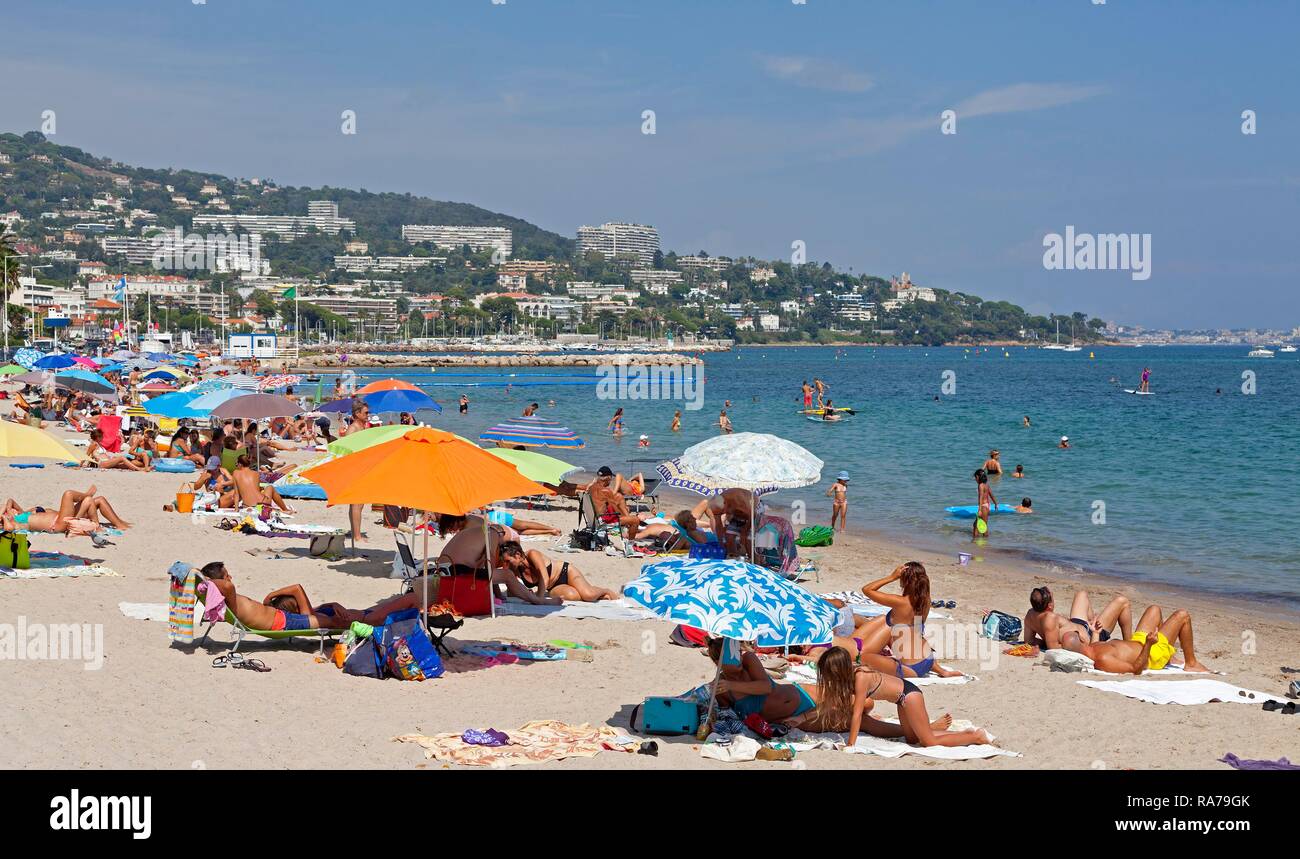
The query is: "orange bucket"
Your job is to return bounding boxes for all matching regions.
[175,492,195,514]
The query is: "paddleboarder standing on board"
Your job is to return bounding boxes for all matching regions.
[801,380,813,410]
[1139,367,1151,393]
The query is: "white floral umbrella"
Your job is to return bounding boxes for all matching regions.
[658,432,822,563]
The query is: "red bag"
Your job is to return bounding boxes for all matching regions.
[441,573,493,617]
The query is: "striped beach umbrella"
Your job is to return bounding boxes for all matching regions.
[258,374,303,391]
[478,415,585,450]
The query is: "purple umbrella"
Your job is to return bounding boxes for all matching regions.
[318,398,355,414]
[209,393,303,421]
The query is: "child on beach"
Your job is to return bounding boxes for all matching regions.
[826,471,849,531]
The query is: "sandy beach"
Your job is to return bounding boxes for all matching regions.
[2,416,1296,772]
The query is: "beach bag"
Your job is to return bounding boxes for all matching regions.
[570,527,610,552]
[631,697,700,736]
[309,533,346,558]
[342,638,385,679]
[441,572,493,617]
[795,525,834,547]
[0,533,30,570]
[980,609,1022,641]
[373,608,444,681]
[382,505,411,529]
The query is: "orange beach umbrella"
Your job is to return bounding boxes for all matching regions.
[356,378,422,396]
[301,427,553,623]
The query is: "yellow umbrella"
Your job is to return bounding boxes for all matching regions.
[0,421,82,461]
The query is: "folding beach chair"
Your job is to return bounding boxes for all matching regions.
[391,532,464,658]
[576,491,623,550]
[191,569,345,660]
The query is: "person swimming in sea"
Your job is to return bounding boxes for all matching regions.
[1015,497,1033,514]
[608,407,624,436]
[1058,436,1070,449]
[671,409,681,432]
[1012,464,1025,478]
[983,449,1003,475]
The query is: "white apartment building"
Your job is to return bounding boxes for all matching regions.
[896,286,938,302]
[400,225,512,257]
[565,281,639,302]
[677,255,731,273]
[758,313,781,332]
[192,200,356,240]
[630,269,683,294]
[333,255,445,273]
[300,294,400,336]
[576,222,659,265]
[85,275,228,317]
[496,273,528,291]
[779,299,801,315]
[751,266,777,283]
[1,210,23,227]
[540,295,579,324]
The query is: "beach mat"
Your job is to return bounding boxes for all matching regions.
[1077,678,1287,706]
[495,598,658,622]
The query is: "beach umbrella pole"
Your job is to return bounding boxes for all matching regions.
[485,515,496,619]
[422,510,430,635]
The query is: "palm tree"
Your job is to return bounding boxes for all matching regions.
[0,228,22,353]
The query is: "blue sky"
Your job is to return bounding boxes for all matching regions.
[2,0,1296,329]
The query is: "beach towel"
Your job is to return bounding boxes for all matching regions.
[1077,678,1288,706]
[1219,753,1300,771]
[495,598,658,622]
[458,642,569,662]
[782,722,1018,760]
[394,719,637,767]
[168,570,200,644]
[0,564,119,579]
[119,602,169,622]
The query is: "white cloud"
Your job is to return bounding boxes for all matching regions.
[758,55,874,93]
[955,83,1105,119]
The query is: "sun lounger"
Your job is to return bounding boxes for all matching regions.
[191,569,345,659]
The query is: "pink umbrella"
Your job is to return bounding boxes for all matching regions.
[258,374,303,391]
[72,356,101,369]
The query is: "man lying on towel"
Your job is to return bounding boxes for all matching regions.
[1024,586,1132,654]
[1076,605,1211,674]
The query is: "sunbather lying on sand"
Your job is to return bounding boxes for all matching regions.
[1076,605,1210,674]
[499,546,618,602]
[1,486,130,534]
[482,507,561,536]
[1024,586,1133,653]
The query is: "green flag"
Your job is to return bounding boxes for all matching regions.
[283,286,297,299]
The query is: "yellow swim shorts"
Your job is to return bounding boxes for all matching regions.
[1131,631,1176,671]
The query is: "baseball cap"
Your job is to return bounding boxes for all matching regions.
[597,466,614,477]
[1061,436,1069,442]
[205,455,221,470]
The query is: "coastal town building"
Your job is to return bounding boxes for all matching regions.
[332,255,445,273]
[400,224,512,257]
[630,269,683,294]
[576,222,660,265]
[193,200,355,240]
[677,255,731,273]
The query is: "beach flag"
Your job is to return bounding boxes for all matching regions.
[114,277,126,303]
[283,286,297,299]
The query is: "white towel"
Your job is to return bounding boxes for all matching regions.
[495,598,658,622]
[119,602,168,622]
[785,662,975,686]
[1077,678,1288,706]
[786,727,1018,759]
[1041,648,1222,676]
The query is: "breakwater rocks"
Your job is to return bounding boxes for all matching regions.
[291,352,704,369]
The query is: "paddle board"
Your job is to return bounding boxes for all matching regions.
[797,407,856,414]
[945,503,1017,518]
[1123,389,1155,396]
[806,414,850,423]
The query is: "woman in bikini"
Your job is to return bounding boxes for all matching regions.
[855,562,963,679]
[1,485,130,534]
[500,546,618,602]
[84,428,146,471]
[788,648,990,748]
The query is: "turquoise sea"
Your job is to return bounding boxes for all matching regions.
[321,345,1300,606]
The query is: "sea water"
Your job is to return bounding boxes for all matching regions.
[316,345,1300,605]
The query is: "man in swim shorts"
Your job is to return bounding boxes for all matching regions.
[199,562,353,630]
[1079,605,1209,674]
[801,380,813,410]
[1024,586,1133,653]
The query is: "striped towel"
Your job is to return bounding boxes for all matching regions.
[168,571,199,644]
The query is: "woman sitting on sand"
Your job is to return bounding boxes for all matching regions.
[1,486,130,535]
[852,562,963,678]
[498,545,618,603]
[84,428,146,471]
[785,648,991,748]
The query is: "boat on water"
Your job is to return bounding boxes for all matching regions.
[1247,347,1274,358]
[1041,320,1067,350]
[1280,345,1297,353]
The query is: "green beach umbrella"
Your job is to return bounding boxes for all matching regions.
[0,364,27,376]
[486,447,576,486]
[328,424,473,456]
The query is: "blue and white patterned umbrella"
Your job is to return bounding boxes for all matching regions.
[12,348,43,370]
[657,432,822,494]
[623,557,836,647]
